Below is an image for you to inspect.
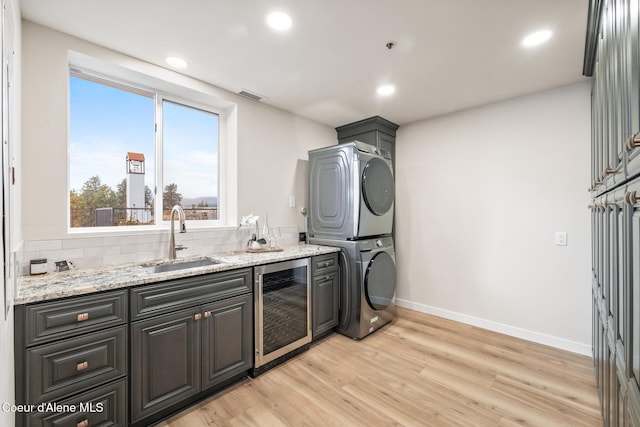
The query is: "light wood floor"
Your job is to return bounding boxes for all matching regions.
[160,307,602,426]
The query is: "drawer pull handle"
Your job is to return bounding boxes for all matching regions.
[77,312,89,322]
[194,313,202,321]
[77,420,89,427]
[324,262,330,267]
[604,168,619,175]
[626,134,640,152]
[325,276,331,281]
[204,311,212,318]
[76,361,89,372]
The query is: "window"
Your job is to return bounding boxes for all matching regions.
[69,69,221,229]
[161,100,219,221]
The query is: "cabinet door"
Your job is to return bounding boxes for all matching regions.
[201,294,253,390]
[312,270,339,339]
[618,367,628,427]
[629,379,640,427]
[378,132,395,161]
[631,199,640,393]
[130,307,201,423]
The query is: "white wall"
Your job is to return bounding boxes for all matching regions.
[395,82,592,354]
[1,0,20,424]
[21,21,334,243]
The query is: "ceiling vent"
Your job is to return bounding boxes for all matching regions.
[238,89,263,102]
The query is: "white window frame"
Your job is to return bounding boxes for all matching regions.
[155,93,222,227]
[67,51,238,234]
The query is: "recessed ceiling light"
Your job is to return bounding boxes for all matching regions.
[522,30,552,47]
[165,56,188,69]
[377,85,396,96]
[267,12,293,31]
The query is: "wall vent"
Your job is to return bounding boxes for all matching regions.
[238,90,263,102]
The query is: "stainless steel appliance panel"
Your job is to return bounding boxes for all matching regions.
[309,236,396,339]
[308,141,394,240]
[254,258,311,368]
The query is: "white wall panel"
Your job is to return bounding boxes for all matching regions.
[395,82,592,354]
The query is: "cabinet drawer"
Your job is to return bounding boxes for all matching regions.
[26,378,127,427]
[24,291,127,346]
[131,268,252,320]
[311,253,338,275]
[26,326,127,404]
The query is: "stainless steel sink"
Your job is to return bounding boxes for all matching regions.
[142,257,223,274]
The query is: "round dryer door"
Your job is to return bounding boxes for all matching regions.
[364,252,397,310]
[362,158,394,216]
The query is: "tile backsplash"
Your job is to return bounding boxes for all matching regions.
[19,226,299,275]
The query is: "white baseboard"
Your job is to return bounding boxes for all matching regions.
[394,298,592,357]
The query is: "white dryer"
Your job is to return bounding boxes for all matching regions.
[308,141,394,240]
[309,236,396,339]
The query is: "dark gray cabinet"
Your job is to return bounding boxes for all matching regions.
[629,381,640,425]
[335,115,398,163]
[129,269,253,426]
[15,258,334,427]
[311,253,339,340]
[593,188,630,426]
[14,290,128,427]
[587,0,640,423]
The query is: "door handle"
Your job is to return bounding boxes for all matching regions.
[626,134,640,152]
[626,191,638,205]
[603,168,620,176]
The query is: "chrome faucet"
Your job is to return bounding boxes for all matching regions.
[168,205,187,259]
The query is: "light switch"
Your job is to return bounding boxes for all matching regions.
[555,232,568,246]
[289,196,296,208]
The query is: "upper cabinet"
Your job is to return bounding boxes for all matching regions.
[587,1,640,425]
[587,0,640,193]
[335,116,399,165]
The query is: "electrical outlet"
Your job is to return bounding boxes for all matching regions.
[289,196,296,208]
[555,232,568,246]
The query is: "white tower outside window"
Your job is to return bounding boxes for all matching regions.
[126,152,150,223]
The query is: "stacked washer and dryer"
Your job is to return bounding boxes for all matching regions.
[308,141,397,339]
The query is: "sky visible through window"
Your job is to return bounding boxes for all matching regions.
[69,76,155,193]
[69,76,219,205]
[163,100,219,203]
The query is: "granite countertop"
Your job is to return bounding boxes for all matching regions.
[16,244,341,305]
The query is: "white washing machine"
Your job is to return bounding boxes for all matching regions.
[310,236,396,339]
[308,141,394,240]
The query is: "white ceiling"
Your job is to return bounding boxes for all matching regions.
[19,0,590,128]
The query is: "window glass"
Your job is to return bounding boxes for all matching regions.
[69,74,155,227]
[162,100,219,221]
[69,71,222,229]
